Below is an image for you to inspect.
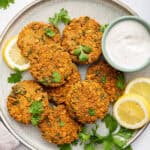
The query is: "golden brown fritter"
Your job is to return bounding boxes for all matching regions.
[7,80,49,124]
[86,60,125,102]
[39,105,81,145]
[17,22,61,58]
[62,16,102,64]
[29,45,73,87]
[47,64,81,104]
[65,80,109,123]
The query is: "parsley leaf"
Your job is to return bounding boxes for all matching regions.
[79,51,88,62]
[49,8,71,26]
[29,101,43,126]
[0,0,15,9]
[59,121,65,127]
[71,140,78,146]
[100,24,109,33]
[123,145,133,150]
[73,45,92,62]
[101,75,107,84]
[103,139,114,150]
[79,127,91,143]
[51,72,61,83]
[84,143,95,150]
[8,68,22,83]
[45,28,55,37]
[88,108,95,116]
[116,73,125,90]
[103,114,118,133]
[58,144,72,150]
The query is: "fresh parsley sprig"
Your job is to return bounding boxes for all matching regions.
[45,28,55,37]
[100,24,109,33]
[116,73,125,90]
[74,45,92,62]
[29,101,43,126]
[0,0,15,9]
[49,8,71,26]
[78,114,134,150]
[8,68,23,83]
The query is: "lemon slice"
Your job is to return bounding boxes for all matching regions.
[113,94,150,129]
[2,35,30,71]
[125,78,150,103]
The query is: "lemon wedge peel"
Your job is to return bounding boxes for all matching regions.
[113,94,150,129]
[2,35,30,71]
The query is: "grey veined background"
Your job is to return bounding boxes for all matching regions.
[0,0,150,150]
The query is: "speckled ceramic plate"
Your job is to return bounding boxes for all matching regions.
[0,0,150,150]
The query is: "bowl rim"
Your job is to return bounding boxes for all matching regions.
[102,16,150,72]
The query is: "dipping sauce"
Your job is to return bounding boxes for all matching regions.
[105,19,150,71]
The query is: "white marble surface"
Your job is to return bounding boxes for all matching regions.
[0,0,150,150]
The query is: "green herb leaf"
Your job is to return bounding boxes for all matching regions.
[29,101,43,115]
[103,139,114,150]
[103,114,118,133]
[74,47,82,56]
[59,121,65,127]
[0,0,15,9]
[29,101,43,126]
[113,135,127,148]
[123,145,133,150]
[49,8,71,26]
[100,75,107,84]
[88,108,95,116]
[51,72,61,83]
[31,115,41,126]
[82,45,92,54]
[58,144,72,150]
[79,127,91,143]
[100,24,109,33]
[45,28,55,37]
[79,51,88,62]
[8,68,22,83]
[84,143,95,150]
[71,140,78,145]
[116,73,125,90]
[116,127,134,139]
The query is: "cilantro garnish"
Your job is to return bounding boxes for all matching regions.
[0,0,15,9]
[59,121,65,127]
[116,73,125,90]
[74,45,92,62]
[8,68,23,83]
[49,8,71,26]
[45,28,55,37]
[101,75,107,84]
[58,144,72,150]
[88,109,95,116]
[29,101,43,126]
[77,114,134,150]
[51,71,61,83]
[100,24,109,33]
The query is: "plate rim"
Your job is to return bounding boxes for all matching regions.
[0,0,147,150]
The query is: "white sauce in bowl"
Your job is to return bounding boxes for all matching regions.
[105,20,150,71]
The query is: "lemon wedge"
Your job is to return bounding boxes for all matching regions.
[113,94,150,129]
[2,35,30,71]
[125,78,150,104]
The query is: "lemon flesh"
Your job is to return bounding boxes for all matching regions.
[113,94,150,129]
[118,101,145,124]
[125,78,150,103]
[2,35,30,71]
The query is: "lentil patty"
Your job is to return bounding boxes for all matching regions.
[29,45,73,87]
[39,105,81,145]
[7,80,49,124]
[65,80,109,123]
[47,64,81,104]
[17,22,61,58]
[62,16,102,64]
[86,60,125,102]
